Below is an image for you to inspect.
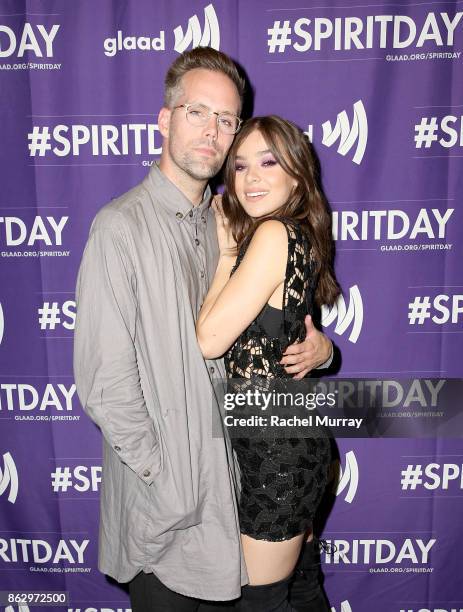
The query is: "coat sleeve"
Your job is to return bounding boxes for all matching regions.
[73,213,161,486]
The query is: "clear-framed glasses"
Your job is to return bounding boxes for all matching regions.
[173,103,242,135]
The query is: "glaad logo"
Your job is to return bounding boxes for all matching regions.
[0,452,18,504]
[174,4,220,53]
[0,303,4,345]
[103,4,219,57]
[331,602,353,612]
[104,31,165,57]
[322,285,363,343]
[322,100,368,165]
[331,450,359,504]
[0,24,59,58]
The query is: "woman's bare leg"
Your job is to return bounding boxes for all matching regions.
[241,533,305,585]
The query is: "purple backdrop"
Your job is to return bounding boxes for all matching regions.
[1,1,462,611]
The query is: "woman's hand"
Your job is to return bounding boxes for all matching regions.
[212,194,236,257]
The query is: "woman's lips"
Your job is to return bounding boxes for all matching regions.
[244,191,269,202]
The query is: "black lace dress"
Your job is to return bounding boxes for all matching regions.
[224,218,331,542]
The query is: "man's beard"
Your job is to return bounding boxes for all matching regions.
[168,139,224,181]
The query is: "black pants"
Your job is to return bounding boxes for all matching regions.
[129,571,236,611]
[289,540,331,612]
[129,541,329,611]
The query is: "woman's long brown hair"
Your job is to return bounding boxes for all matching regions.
[222,115,340,307]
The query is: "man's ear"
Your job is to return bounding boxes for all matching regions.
[158,107,171,138]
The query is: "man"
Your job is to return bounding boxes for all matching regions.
[74,47,333,611]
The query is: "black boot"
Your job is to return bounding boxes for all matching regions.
[236,574,297,611]
[289,539,332,611]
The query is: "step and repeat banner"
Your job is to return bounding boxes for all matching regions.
[1,1,462,611]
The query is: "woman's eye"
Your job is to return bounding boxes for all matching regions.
[234,164,246,172]
[262,159,277,167]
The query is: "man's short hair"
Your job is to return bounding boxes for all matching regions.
[164,47,245,110]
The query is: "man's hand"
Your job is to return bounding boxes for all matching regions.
[280,315,333,380]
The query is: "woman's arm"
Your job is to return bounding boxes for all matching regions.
[196,219,288,359]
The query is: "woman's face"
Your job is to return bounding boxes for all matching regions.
[233,129,297,219]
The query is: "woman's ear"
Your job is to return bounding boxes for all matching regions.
[158,107,171,138]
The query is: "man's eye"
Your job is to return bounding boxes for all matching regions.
[189,109,203,117]
[219,117,233,128]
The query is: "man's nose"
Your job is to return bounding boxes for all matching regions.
[202,113,218,140]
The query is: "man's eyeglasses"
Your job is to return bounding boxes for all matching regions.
[173,103,242,135]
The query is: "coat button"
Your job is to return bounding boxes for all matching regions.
[209,366,215,374]
[176,212,183,219]
[143,469,151,478]
[195,238,200,246]
[200,270,205,278]
[114,445,121,452]
[189,210,193,217]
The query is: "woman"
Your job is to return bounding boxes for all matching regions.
[196,116,340,611]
